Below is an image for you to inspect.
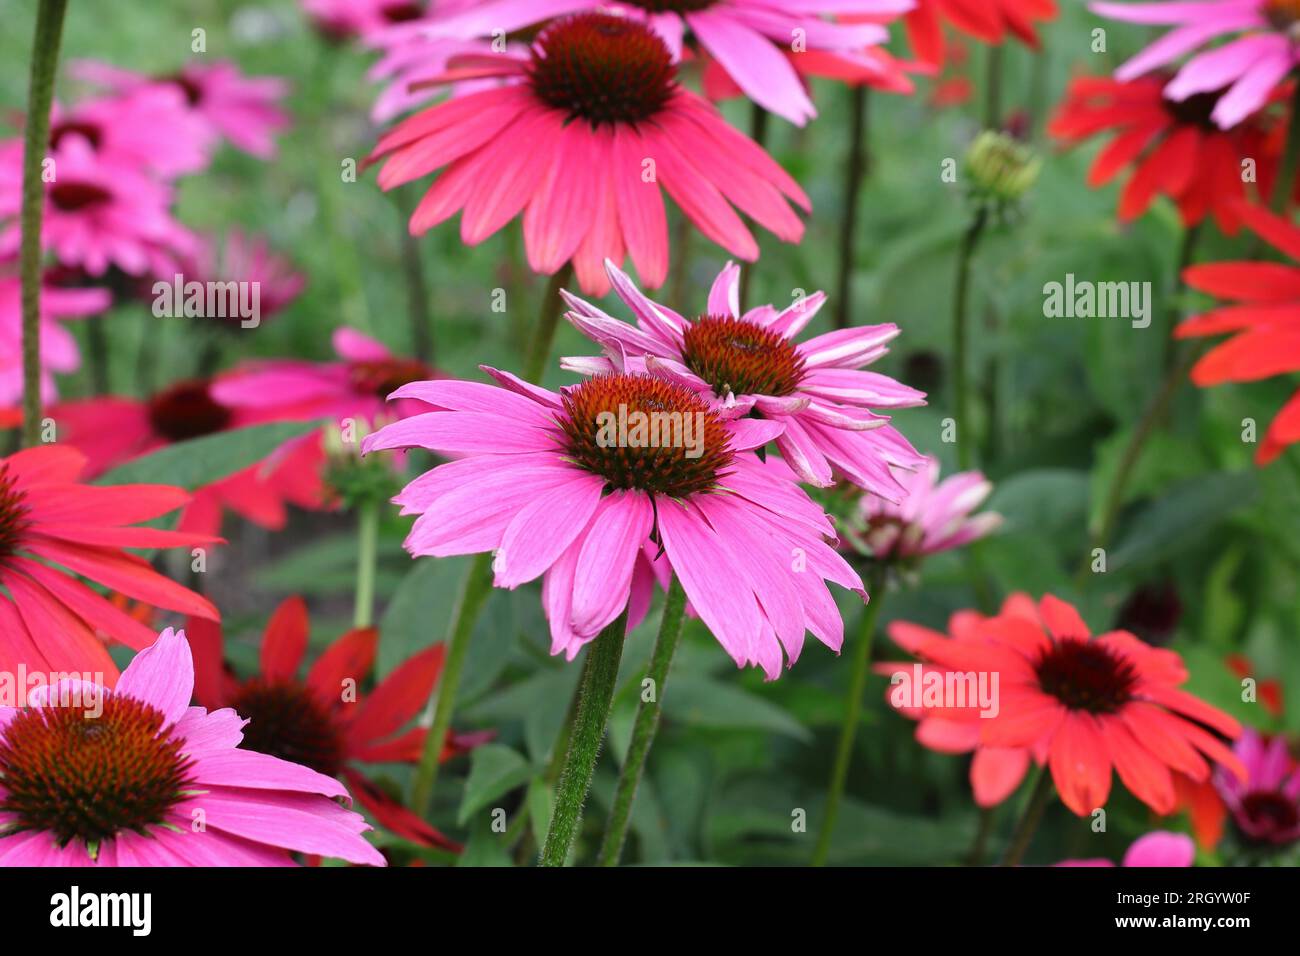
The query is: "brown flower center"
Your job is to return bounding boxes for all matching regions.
[147,380,233,443]
[1034,637,1138,714]
[560,374,734,498]
[1239,790,1299,843]
[622,0,717,11]
[349,357,431,399]
[49,181,112,212]
[0,466,31,562]
[49,120,103,151]
[528,13,677,127]
[1266,0,1300,31]
[0,694,194,848]
[229,679,348,778]
[682,315,806,398]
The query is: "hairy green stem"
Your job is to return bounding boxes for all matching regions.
[20,0,69,448]
[952,209,989,470]
[353,498,379,629]
[834,86,870,330]
[811,567,887,866]
[597,576,688,866]
[523,263,574,383]
[539,610,629,867]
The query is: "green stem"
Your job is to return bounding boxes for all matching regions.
[811,567,887,866]
[738,103,769,311]
[408,550,494,815]
[394,186,433,363]
[999,766,1054,866]
[597,575,687,866]
[539,609,629,867]
[20,0,69,448]
[834,86,870,330]
[983,44,1003,130]
[965,806,995,866]
[952,209,988,471]
[353,498,379,629]
[523,263,574,384]
[1272,82,1300,214]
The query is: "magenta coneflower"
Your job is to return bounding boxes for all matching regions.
[179,230,306,330]
[0,135,195,277]
[561,259,926,498]
[852,456,1000,559]
[365,13,809,296]
[419,0,909,125]
[302,0,425,42]
[362,367,865,679]
[0,267,109,406]
[48,88,212,178]
[0,628,385,866]
[72,60,290,158]
[1091,0,1300,129]
[1215,728,1300,846]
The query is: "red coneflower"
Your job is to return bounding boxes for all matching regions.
[1049,74,1275,233]
[905,0,1058,68]
[1176,199,1300,463]
[186,598,488,851]
[0,446,218,680]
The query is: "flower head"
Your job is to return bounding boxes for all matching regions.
[1215,728,1300,846]
[562,259,926,498]
[852,456,1000,560]
[0,446,218,680]
[1049,73,1275,232]
[365,13,809,295]
[964,129,1042,205]
[0,628,384,865]
[1091,0,1300,129]
[1056,830,1196,866]
[905,0,1059,67]
[0,268,109,407]
[1175,200,1300,463]
[302,0,425,42]
[362,367,866,679]
[178,230,306,330]
[186,597,487,851]
[47,88,213,178]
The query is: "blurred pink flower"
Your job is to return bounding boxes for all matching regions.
[47,88,212,177]
[72,59,290,158]
[0,135,196,276]
[1056,830,1196,867]
[177,230,306,328]
[362,369,866,679]
[1215,728,1300,846]
[562,259,926,499]
[301,0,425,41]
[1091,0,1300,129]
[418,0,911,125]
[0,628,385,866]
[0,267,109,406]
[365,13,809,295]
[212,327,433,426]
[852,456,1000,558]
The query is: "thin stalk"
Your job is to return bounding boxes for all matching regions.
[597,576,688,866]
[983,44,1003,130]
[353,498,379,629]
[966,806,995,866]
[523,263,574,383]
[1272,82,1300,214]
[539,609,629,867]
[999,767,1054,866]
[738,103,769,310]
[811,567,887,866]
[394,186,433,363]
[952,208,989,470]
[20,0,69,448]
[834,86,870,330]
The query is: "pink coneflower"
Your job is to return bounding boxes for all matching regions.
[876,594,1041,808]
[186,597,488,852]
[212,327,433,426]
[72,60,290,158]
[851,456,1000,559]
[1090,0,1300,129]
[47,88,212,177]
[0,267,109,406]
[1056,830,1196,866]
[178,230,306,330]
[0,628,384,866]
[419,1,909,125]
[364,27,523,123]
[302,0,425,42]
[365,13,809,296]
[49,380,325,538]
[561,259,926,498]
[0,445,219,680]
[0,135,196,277]
[1215,728,1300,846]
[362,368,866,679]
[699,43,916,111]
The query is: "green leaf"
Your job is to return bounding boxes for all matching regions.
[96,421,320,490]
[457,744,533,826]
[664,675,810,742]
[1108,471,1259,572]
